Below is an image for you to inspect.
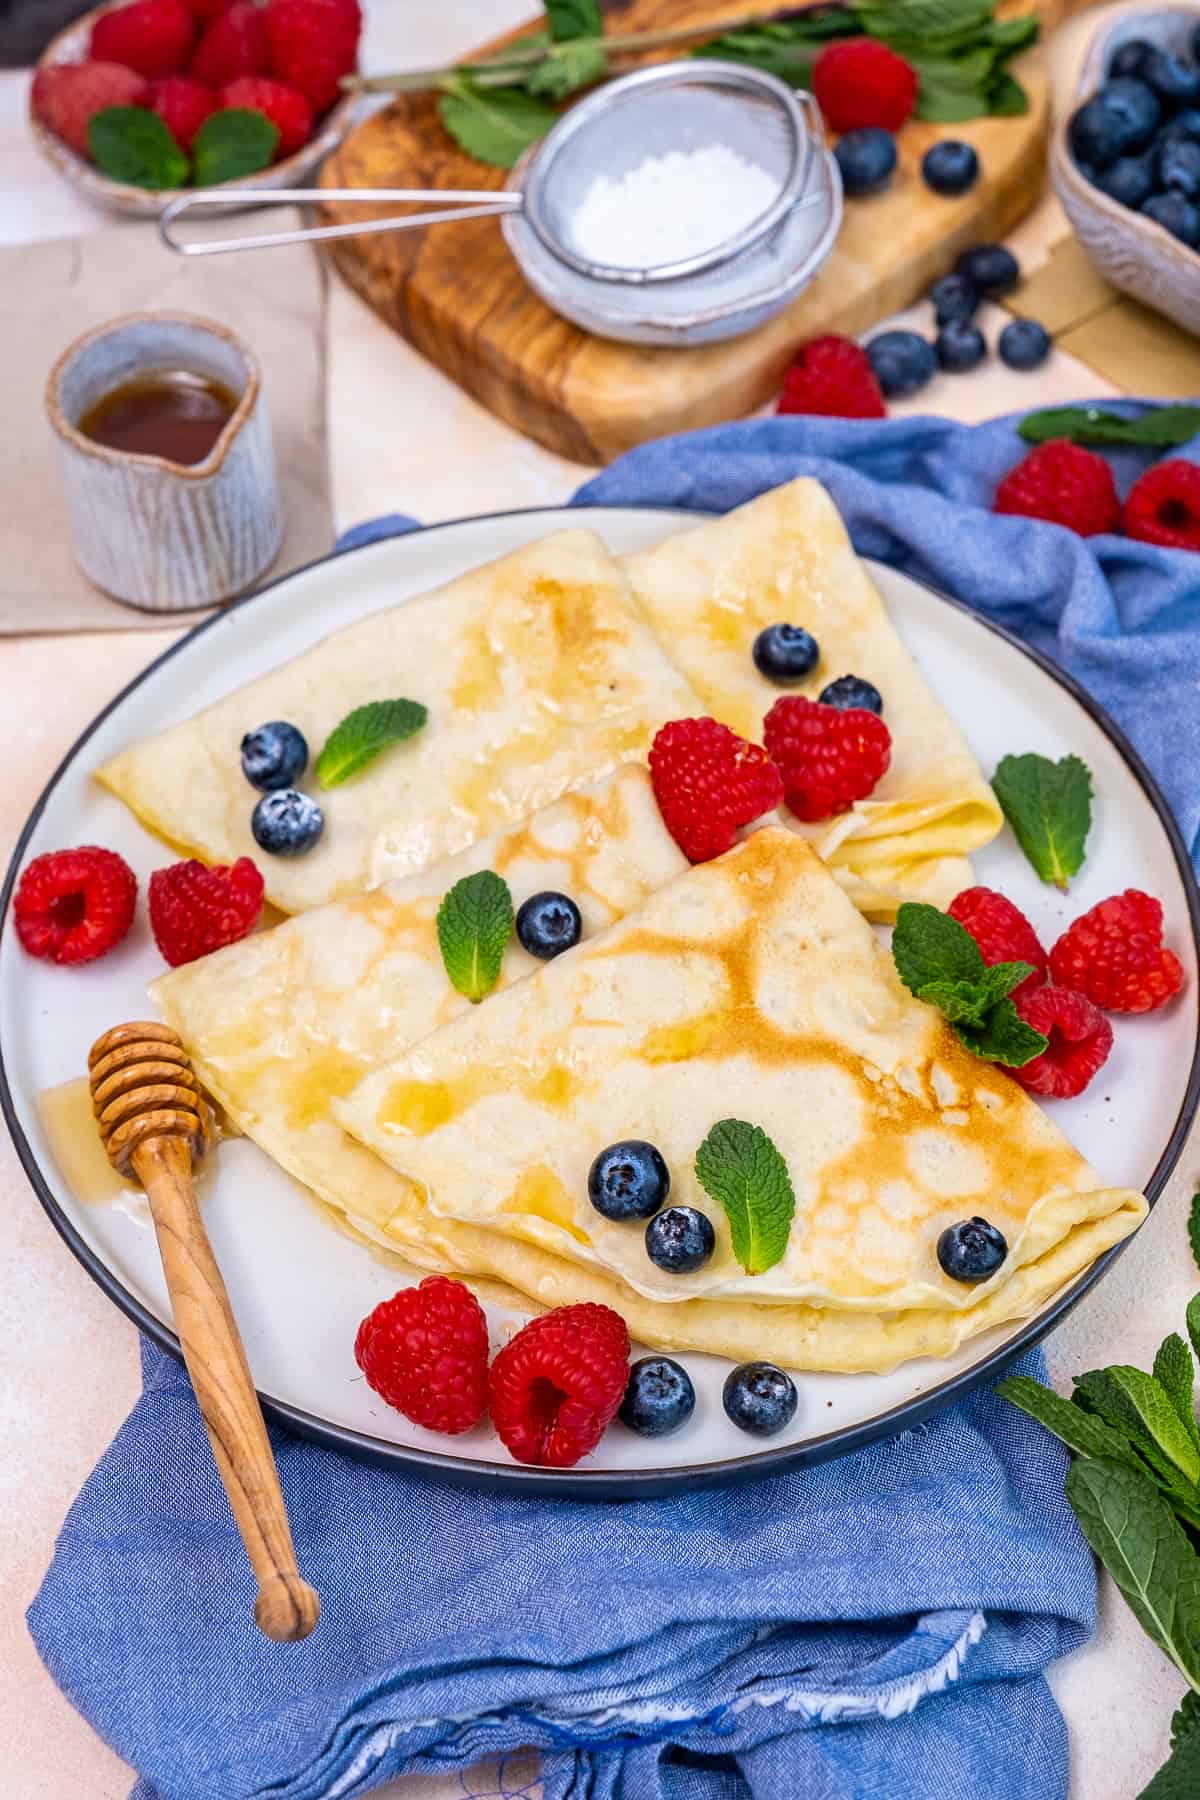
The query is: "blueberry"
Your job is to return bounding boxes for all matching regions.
[936,319,987,373]
[1140,47,1200,109]
[250,788,324,856]
[1141,190,1200,245]
[929,272,979,325]
[1068,96,1126,170]
[819,673,883,714]
[1195,22,1200,65]
[645,1205,715,1274]
[1108,37,1153,80]
[1156,135,1200,199]
[752,623,819,685]
[955,242,1021,297]
[240,720,308,792]
[588,1139,670,1222]
[865,329,936,398]
[619,1357,696,1437]
[1163,107,1200,144]
[936,1216,1008,1283]
[921,140,980,196]
[998,318,1051,371]
[516,890,582,960]
[1093,150,1157,209]
[834,127,897,196]
[1096,77,1162,152]
[722,1362,798,1438]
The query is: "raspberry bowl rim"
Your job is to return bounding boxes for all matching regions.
[3,504,1199,1498]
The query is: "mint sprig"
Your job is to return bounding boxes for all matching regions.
[315,698,427,788]
[1019,404,1200,450]
[992,753,1092,890]
[436,870,513,1003]
[88,106,188,190]
[436,78,557,168]
[191,109,278,187]
[694,1118,794,1275]
[1189,1193,1200,1274]
[891,903,1047,1068]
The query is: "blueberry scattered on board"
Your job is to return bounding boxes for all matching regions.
[620,1357,696,1437]
[937,1216,1008,1283]
[819,674,883,715]
[588,1139,671,1222]
[921,140,980,196]
[645,1205,716,1274]
[240,720,308,792]
[1068,32,1200,251]
[251,788,324,856]
[998,317,1051,370]
[753,623,819,685]
[929,272,979,325]
[936,319,987,373]
[865,329,937,397]
[722,1362,799,1438]
[515,890,582,960]
[834,127,897,196]
[955,242,1020,297]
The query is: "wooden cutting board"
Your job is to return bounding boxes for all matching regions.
[318,0,1093,465]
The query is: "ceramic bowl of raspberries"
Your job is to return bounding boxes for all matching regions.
[1052,6,1200,335]
[29,0,359,218]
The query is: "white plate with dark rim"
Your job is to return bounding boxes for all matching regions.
[3,506,1198,1498]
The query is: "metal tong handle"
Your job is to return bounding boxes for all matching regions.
[159,187,524,256]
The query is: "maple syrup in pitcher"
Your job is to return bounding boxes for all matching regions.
[78,367,238,466]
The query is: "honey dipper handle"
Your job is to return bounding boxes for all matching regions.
[131,1136,320,1643]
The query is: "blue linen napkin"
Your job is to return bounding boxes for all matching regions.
[34,400,1199,1800]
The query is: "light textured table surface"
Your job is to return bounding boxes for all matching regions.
[1,5,1196,1797]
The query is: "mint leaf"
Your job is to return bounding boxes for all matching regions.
[191,109,278,187]
[997,1374,1150,1474]
[438,77,556,168]
[1076,1368,1200,1489]
[1106,1367,1200,1485]
[1140,1730,1200,1800]
[983,69,1029,114]
[992,752,1093,889]
[436,870,513,1003]
[1154,1334,1200,1452]
[315,698,427,788]
[1173,1693,1200,1753]
[695,1118,794,1275]
[952,998,1047,1067]
[1188,1295,1200,1368]
[1066,1458,1200,1688]
[892,902,986,992]
[525,37,607,97]
[919,961,1035,1026]
[1019,404,1200,449]
[545,0,602,39]
[1190,1196,1200,1274]
[88,107,188,190]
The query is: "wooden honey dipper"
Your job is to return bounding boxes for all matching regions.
[89,1021,320,1643]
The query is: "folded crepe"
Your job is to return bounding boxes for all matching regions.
[99,530,698,914]
[337,829,1145,1339]
[622,479,1003,918]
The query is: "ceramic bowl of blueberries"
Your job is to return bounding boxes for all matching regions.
[1052,6,1200,334]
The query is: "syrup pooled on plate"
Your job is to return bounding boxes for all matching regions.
[78,369,238,466]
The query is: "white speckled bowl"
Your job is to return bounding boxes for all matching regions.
[1051,6,1200,334]
[29,0,356,219]
[47,312,282,612]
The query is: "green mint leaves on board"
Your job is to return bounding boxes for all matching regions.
[315,698,427,788]
[694,1118,795,1275]
[545,0,603,41]
[1190,1194,1200,1274]
[992,753,1093,891]
[191,109,279,187]
[436,870,514,1002]
[437,77,558,169]
[1019,404,1200,450]
[891,903,1047,1067]
[88,107,188,190]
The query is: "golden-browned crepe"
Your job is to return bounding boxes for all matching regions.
[99,530,698,914]
[338,829,1145,1331]
[622,479,1004,917]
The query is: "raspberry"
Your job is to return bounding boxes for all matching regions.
[1049,889,1184,1014]
[488,1303,629,1468]
[762,695,891,823]
[1010,984,1113,1099]
[994,439,1120,537]
[31,62,149,158]
[180,0,233,20]
[13,847,137,966]
[1123,459,1200,553]
[947,886,1047,996]
[148,74,215,149]
[813,40,918,133]
[91,0,196,78]
[777,334,887,421]
[220,76,312,157]
[190,1,268,86]
[355,1276,490,1435]
[148,856,263,966]
[264,0,361,112]
[649,717,784,864]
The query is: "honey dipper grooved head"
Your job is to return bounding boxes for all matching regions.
[88,1022,210,1176]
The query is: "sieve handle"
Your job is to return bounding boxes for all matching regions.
[159,188,524,256]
